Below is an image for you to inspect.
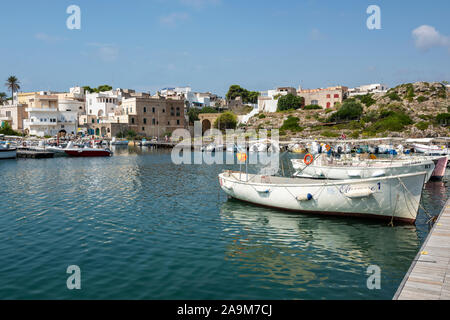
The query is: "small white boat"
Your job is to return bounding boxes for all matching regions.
[0,142,17,159]
[413,143,449,155]
[249,140,279,153]
[292,156,435,182]
[204,143,224,152]
[111,137,129,145]
[219,170,427,224]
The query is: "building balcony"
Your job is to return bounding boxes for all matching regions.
[26,108,59,112]
[24,120,58,126]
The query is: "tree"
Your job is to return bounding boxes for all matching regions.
[83,86,94,93]
[0,92,7,105]
[83,85,112,93]
[226,85,259,104]
[199,106,218,114]
[97,85,112,92]
[0,121,21,136]
[187,108,201,125]
[328,100,364,122]
[5,76,20,104]
[214,112,237,130]
[277,94,305,111]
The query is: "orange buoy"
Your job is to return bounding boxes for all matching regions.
[304,153,314,165]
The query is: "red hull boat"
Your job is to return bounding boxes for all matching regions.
[65,148,112,157]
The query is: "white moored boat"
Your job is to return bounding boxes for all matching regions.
[292,156,435,182]
[0,142,17,159]
[218,171,427,224]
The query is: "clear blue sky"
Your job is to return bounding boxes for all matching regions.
[0,0,449,96]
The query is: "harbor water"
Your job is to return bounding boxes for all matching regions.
[0,147,448,299]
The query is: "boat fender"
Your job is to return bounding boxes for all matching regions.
[296,193,313,201]
[254,186,271,194]
[344,188,374,198]
[371,170,386,177]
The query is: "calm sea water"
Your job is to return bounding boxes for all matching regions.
[0,147,448,300]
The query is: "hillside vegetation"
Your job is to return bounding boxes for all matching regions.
[246,81,450,139]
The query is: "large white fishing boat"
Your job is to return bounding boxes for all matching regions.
[291,155,436,182]
[219,170,427,224]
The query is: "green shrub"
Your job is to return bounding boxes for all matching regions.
[436,113,450,126]
[417,96,428,103]
[304,104,322,110]
[277,94,305,111]
[386,92,402,101]
[405,84,415,101]
[214,112,238,130]
[321,130,340,138]
[0,122,23,136]
[366,110,413,133]
[328,100,364,122]
[258,114,266,119]
[356,94,376,107]
[415,122,430,131]
[280,116,304,132]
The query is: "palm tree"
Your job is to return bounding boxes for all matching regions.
[5,76,20,105]
[0,92,7,105]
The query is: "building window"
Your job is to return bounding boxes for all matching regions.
[167,121,170,125]
[177,120,180,125]
[326,102,331,108]
[162,109,165,113]
[92,119,95,123]
[152,107,155,113]
[326,94,331,98]
[144,107,147,113]
[152,118,156,125]
[334,94,339,98]
[142,127,145,131]
[143,118,147,124]
[311,100,319,105]
[131,118,135,124]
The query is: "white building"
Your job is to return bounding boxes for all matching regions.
[86,91,121,119]
[159,86,217,108]
[23,93,78,136]
[258,87,297,113]
[348,84,388,96]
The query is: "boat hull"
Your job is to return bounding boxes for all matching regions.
[292,159,435,182]
[65,149,112,157]
[430,156,448,179]
[0,148,17,159]
[219,171,427,224]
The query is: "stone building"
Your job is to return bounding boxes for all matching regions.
[297,86,348,109]
[121,96,185,137]
[79,96,186,138]
[0,103,28,131]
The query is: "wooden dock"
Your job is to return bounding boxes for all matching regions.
[394,198,450,300]
[17,150,54,159]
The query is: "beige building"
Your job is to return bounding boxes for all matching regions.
[121,96,185,137]
[297,86,348,109]
[0,103,28,131]
[80,96,186,138]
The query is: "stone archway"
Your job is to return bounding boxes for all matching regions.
[202,119,211,134]
[198,113,221,134]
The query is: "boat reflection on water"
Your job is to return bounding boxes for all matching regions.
[219,199,421,299]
